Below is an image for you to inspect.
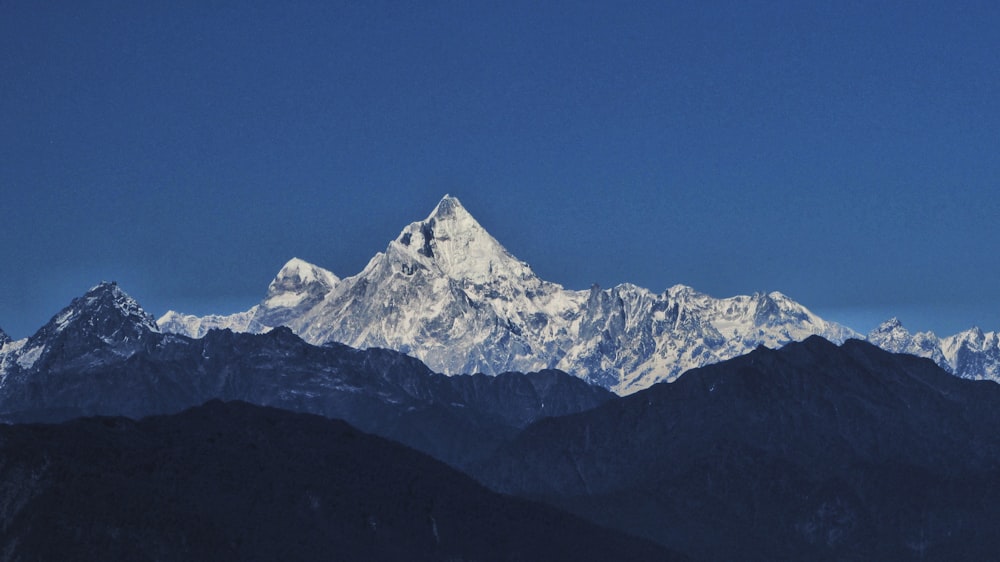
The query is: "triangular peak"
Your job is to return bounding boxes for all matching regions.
[13,281,160,372]
[426,194,470,221]
[392,195,535,284]
[420,194,487,238]
[43,281,160,336]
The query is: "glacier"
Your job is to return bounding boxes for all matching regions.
[157,195,862,394]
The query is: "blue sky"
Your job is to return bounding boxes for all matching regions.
[2,1,998,339]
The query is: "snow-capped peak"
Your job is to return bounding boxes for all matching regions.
[151,196,871,394]
[46,281,160,336]
[867,318,954,373]
[156,259,338,337]
[868,318,913,348]
[9,282,160,371]
[391,195,535,284]
[667,284,700,297]
[263,258,340,309]
[0,327,10,347]
[875,317,905,331]
[273,257,339,287]
[960,326,986,340]
[428,194,466,221]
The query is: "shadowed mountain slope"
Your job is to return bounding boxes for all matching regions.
[0,283,612,470]
[0,400,681,562]
[475,336,1000,560]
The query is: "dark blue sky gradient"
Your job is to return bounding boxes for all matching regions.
[2,1,999,339]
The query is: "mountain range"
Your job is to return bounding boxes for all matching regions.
[3,277,1000,558]
[158,195,1000,393]
[3,195,1000,559]
[867,317,1000,381]
[0,283,1000,560]
[0,282,610,470]
[0,400,678,561]
[473,336,1000,560]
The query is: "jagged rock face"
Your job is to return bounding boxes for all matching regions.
[560,284,858,393]
[159,195,858,394]
[250,257,340,329]
[0,327,10,347]
[945,328,1000,381]
[156,259,339,338]
[0,283,613,469]
[868,318,1000,382]
[156,308,258,339]
[12,282,159,373]
[287,196,586,383]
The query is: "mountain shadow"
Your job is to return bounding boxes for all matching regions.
[0,400,684,561]
[475,336,1000,560]
[0,282,613,470]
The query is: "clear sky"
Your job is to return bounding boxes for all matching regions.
[2,1,998,339]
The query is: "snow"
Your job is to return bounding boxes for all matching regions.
[52,308,77,333]
[264,291,309,308]
[280,257,322,283]
[393,195,536,285]
[154,194,996,392]
[1,337,27,371]
[271,258,340,289]
[17,345,43,369]
[867,318,1000,382]
[157,307,259,338]
[0,337,24,354]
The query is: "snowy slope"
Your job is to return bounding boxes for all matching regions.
[159,195,863,394]
[562,283,858,393]
[157,308,259,339]
[870,318,1000,382]
[157,257,339,337]
[290,196,588,384]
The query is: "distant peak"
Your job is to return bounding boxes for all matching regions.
[280,257,313,271]
[90,280,120,293]
[426,194,472,223]
[29,281,159,346]
[393,196,534,284]
[667,284,697,296]
[261,258,340,315]
[955,325,986,340]
[79,281,144,307]
[867,318,912,349]
[0,326,10,346]
[78,282,158,328]
[274,257,338,283]
[874,317,905,331]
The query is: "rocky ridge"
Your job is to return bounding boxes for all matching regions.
[159,195,858,394]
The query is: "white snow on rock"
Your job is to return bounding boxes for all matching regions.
[871,319,1000,382]
[157,308,260,339]
[150,195,1000,392]
[159,195,871,394]
[158,258,340,336]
